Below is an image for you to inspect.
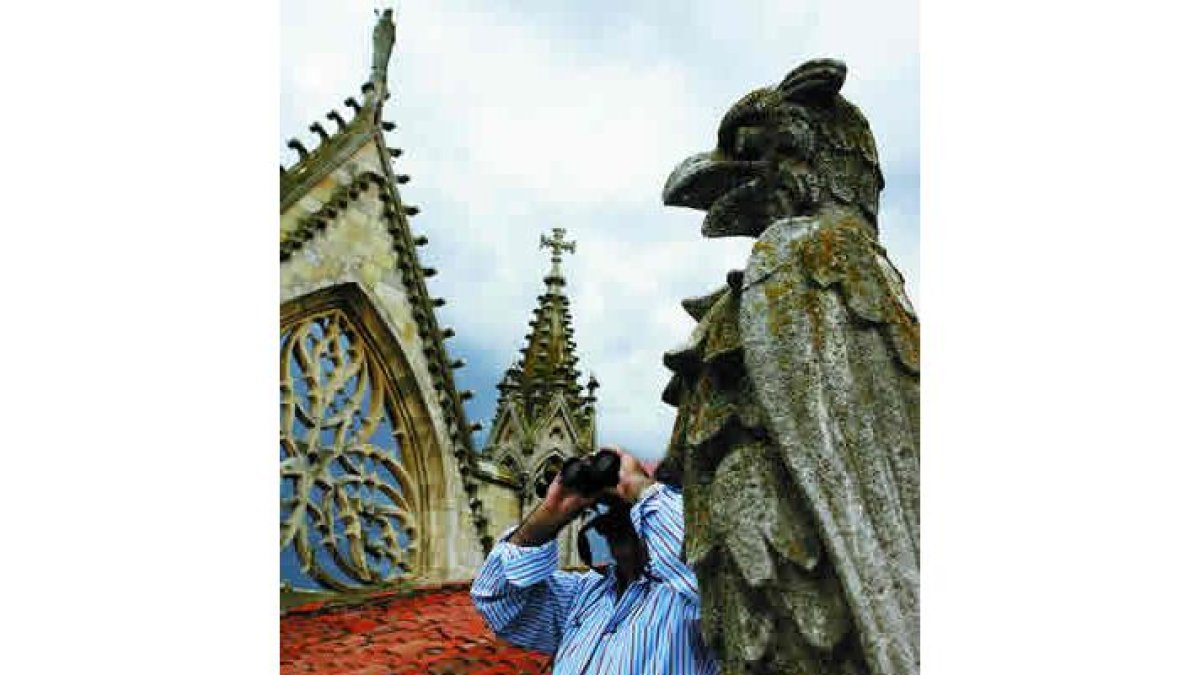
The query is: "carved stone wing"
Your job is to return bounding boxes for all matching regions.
[661,280,859,675]
[739,214,920,675]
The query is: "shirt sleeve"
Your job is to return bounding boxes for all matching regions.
[469,526,588,655]
[630,482,700,605]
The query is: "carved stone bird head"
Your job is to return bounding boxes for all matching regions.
[662,59,884,238]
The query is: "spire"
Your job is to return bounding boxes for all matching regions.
[489,228,593,435]
[522,227,579,392]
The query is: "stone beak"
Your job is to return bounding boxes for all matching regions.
[662,152,764,211]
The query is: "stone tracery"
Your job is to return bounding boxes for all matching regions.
[280,308,420,591]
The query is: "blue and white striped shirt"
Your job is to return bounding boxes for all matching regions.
[471,483,720,675]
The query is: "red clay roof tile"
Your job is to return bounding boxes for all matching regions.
[281,586,552,674]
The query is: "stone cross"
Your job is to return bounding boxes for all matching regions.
[539,227,576,264]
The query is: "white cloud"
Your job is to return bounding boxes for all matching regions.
[399,4,702,210]
[282,0,919,458]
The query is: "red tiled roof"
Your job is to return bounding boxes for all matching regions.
[281,584,551,675]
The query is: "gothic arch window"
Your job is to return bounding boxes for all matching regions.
[280,286,436,592]
[532,454,565,499]
[498,454,520,480]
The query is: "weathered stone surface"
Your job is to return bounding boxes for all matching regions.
[662,58,919,675]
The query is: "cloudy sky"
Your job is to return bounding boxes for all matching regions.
[282,0,918,461]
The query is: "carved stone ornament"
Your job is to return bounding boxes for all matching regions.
[660,59,919,675]
[280,309,419,591]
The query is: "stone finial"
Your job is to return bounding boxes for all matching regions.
[370,8,396,91]
[539,227,576,291]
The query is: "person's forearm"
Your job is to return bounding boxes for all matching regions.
[509,502,573,546]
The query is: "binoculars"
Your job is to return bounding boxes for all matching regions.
[558,449,621,496]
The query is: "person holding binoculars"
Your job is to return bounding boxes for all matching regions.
[470,446,719,674]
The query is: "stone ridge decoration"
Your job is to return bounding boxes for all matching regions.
[281,309,419,591]
[281,10,402,209]
[659,58,920,675]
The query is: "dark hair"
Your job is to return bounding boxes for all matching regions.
[653,461,683,490]
[592,509,634,537]
[577,504,635,569]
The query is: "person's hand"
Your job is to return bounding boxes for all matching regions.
[599,446,656,505]
[540,471,598,520]
[509,472,597,547]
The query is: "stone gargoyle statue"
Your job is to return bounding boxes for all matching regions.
[657,59,919,675]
